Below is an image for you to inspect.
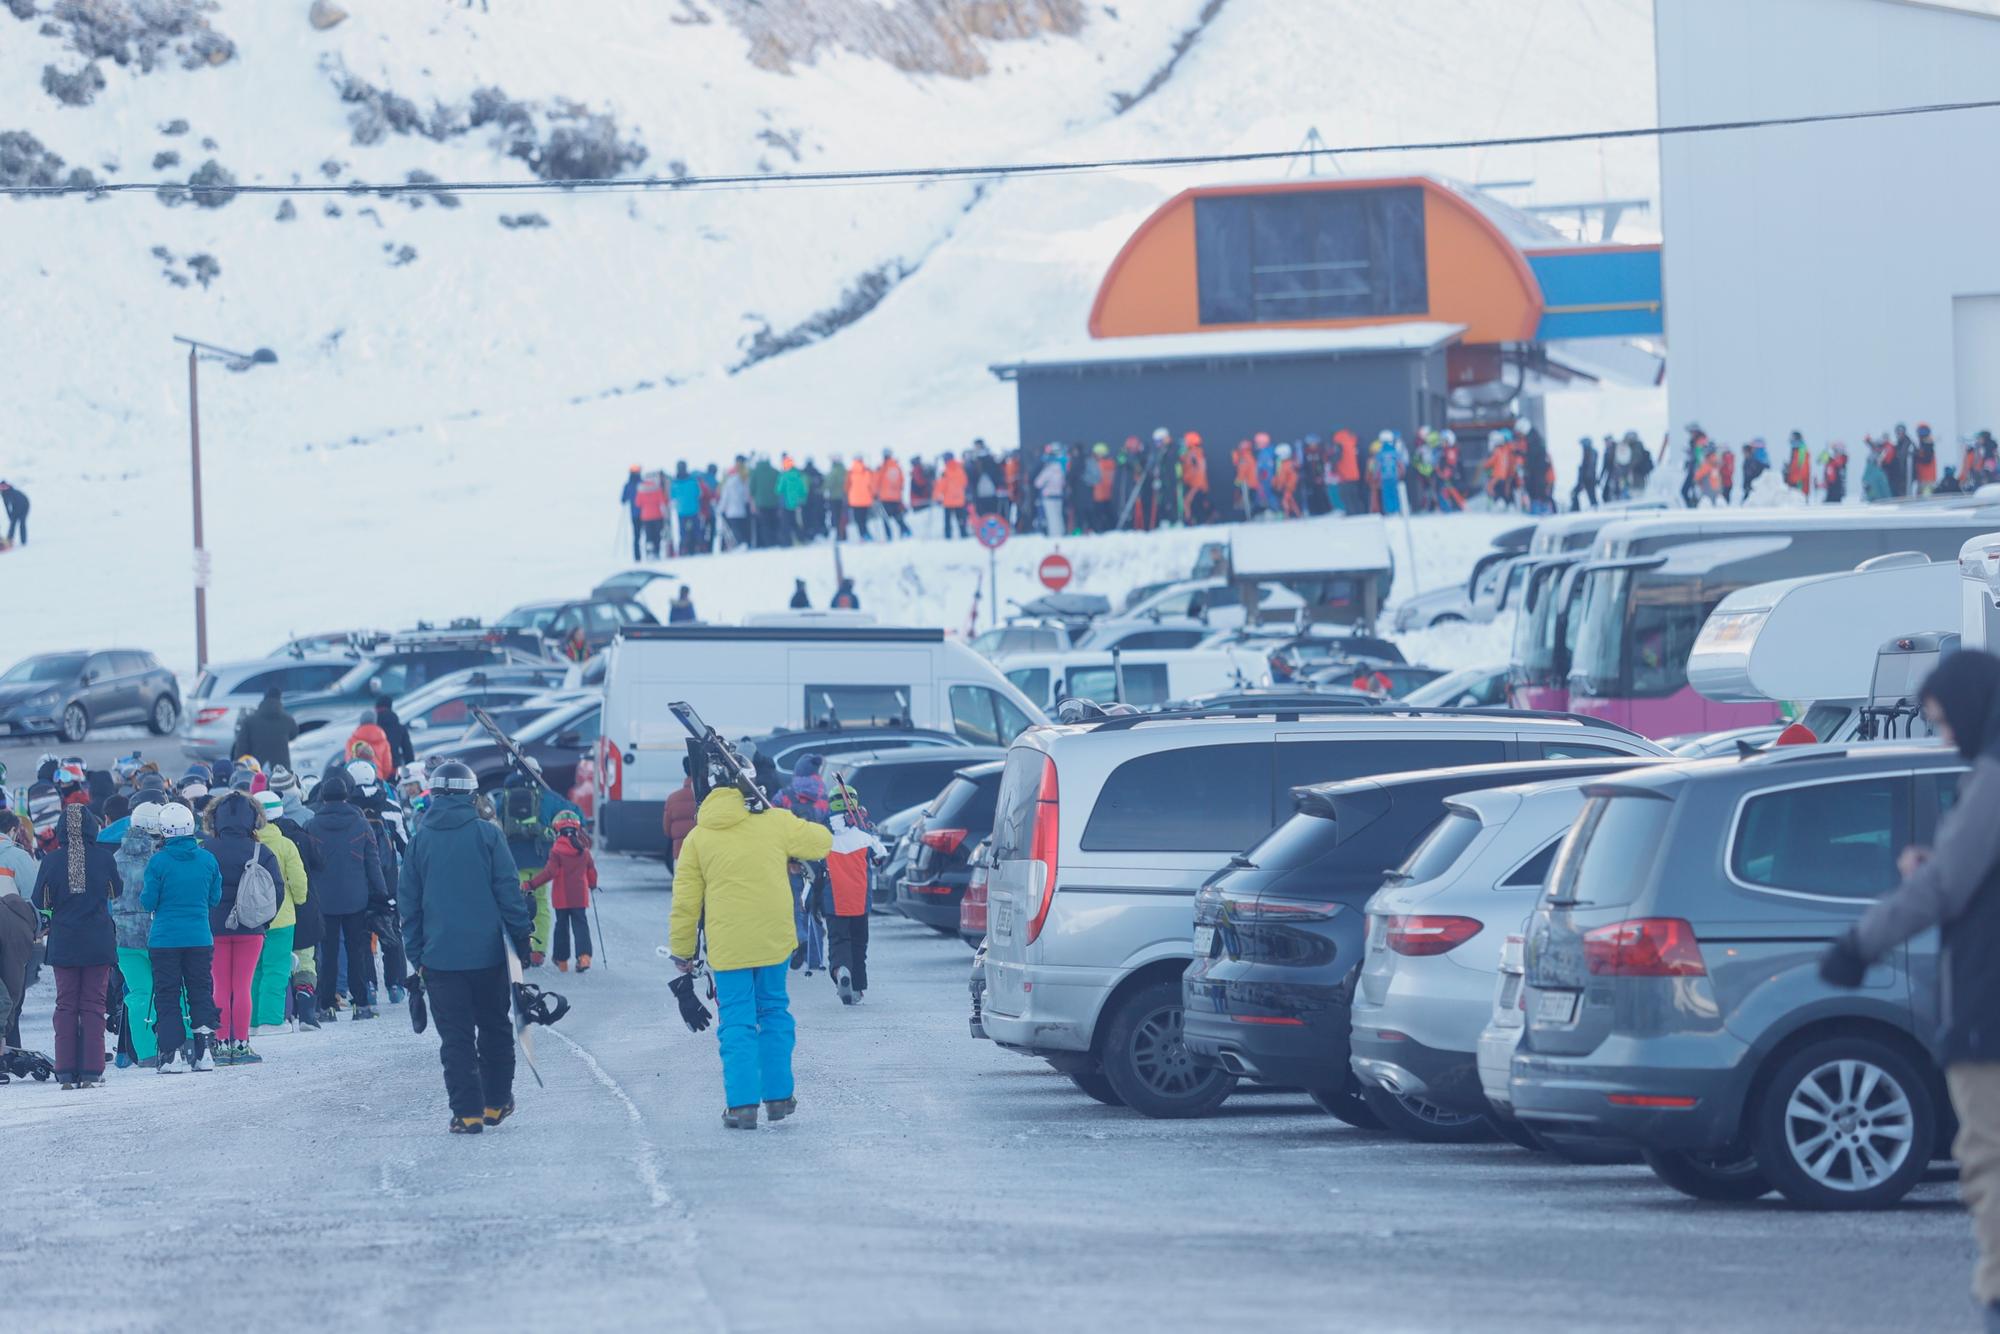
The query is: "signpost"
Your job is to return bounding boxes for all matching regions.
[975,513,1011,630]
[1037,552,1073,592]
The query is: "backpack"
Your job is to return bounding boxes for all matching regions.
[227,849,280,930]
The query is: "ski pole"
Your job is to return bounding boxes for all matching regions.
[589,894,608,968]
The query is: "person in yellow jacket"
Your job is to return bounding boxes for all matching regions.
[668,781,832,1129]
[250,791,309,1033]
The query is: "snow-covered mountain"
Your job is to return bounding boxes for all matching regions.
[1,0,1659,671]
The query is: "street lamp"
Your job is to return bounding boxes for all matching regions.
[172,335,277,671]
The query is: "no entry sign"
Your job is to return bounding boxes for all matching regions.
[976,512,1012,550]
[1038,552,1073,591]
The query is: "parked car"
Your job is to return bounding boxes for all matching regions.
[0,649,183,743]
[495,596,659,658]
[1512,743,1961,1209]
[743,726,972,777]
[1115,578,1306,629]
[180,655,356,760]
[871,802,929,912]
[1308,661,1451,698]
[1660,724,1788,758]
[999,649,1253,714]
[970,621,1075,658]
[1400,664,1512,709]
[979,706,1667,1118]
[288,669,570,776]
[1188,757,1662,1132]
[1477,929,1530,1122]
[1348,772,1659,1139]
[270,629,389,659]
[959,837,993,947]
[824,747,1006,831]
[1067,618,1213,653]
[898,761,1005,935]
[417,695,602,792]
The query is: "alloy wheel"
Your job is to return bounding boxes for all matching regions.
[61,703,87,743]
[1128,1004,1204,1097]
[1781,1058,1917,1193]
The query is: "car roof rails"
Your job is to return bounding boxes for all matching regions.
[1079,703,1646,737]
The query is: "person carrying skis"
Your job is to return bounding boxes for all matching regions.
[823,782,882,1005]
[400,759,533,1134]
[497,759,578,966]
[667,745,833,1129]
[526,810,596,973]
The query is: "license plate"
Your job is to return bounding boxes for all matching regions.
[1192,924,1216,957]
[992,896,1013,938]
[1535,990,1579,1024]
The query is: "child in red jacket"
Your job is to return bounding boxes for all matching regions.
[529,811,598,972]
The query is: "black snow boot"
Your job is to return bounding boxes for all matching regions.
[483,1100,514,1127]
[765,1096,797,1122]
[450,1115,484,1135]
[722,1104,760,1130]
[352,1004,378,1021]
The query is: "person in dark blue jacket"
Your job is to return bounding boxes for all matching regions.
[309,769,387,1020]
[401,761,532,1134]
[619,465,642,561]
[31,803,119,1087]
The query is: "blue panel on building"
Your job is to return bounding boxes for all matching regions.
[1529,247,1664,340]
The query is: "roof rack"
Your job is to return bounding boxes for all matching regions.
[1081,704,1645,737]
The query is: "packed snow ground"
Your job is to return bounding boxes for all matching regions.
[0,854,1972,1333]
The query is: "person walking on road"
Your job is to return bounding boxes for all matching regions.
[667,749,833,1130]
[526,810,596,973]
[824,783,882,1005]
[1821,649,2000,1329]
[400,759,533,1135]
[32,803,119,1088]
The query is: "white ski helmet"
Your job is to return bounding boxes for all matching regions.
[347,759,379,791]
[1275,443,1293,460]
[1514,416,1532,433]
[158,804,196,839]
[1151,428,1171,444]
[131,802,164,836]
[254,791,284,825]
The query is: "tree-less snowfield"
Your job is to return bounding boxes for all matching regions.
[0,855,1970,1333]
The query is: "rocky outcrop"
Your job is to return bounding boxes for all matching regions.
[706,0,1087,77]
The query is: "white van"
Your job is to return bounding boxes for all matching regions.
[597,624,1047,851]
[996,649,1259,713]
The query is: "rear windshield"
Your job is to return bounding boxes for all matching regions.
[933,773,1001,829]
[1394,810,1483,884]
[1083,744,1271,853]
[989,748,1047,862]
[1545,795,1672,908]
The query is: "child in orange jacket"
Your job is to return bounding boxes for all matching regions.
[528,811,599,972]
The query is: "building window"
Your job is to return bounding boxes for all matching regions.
[1194,187,1429,325]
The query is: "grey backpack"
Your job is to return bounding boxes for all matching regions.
[227,851,280,930]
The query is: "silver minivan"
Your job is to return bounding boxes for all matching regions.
[980,708,1665,1117]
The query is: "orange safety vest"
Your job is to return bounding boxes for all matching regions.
[1233,444,1257,488]
[936,461,967,507]
[1182,446,1208,492]
[876,460,904,504]
[846,463,875,507]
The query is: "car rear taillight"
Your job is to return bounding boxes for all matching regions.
[960,875,988,934]
[195,707,229,725]
[1385,915,1483,956]
[1024,756,1059,945]
[1583,918,1706,976]
[1228,896,1339,923]
[920,827,968,854]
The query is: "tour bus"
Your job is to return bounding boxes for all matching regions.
[1505,506,1667,711]
[1562,504,2000,737]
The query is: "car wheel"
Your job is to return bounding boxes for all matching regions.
[1641,1147,1773,1201]
[147,695,179,735]
[1067,1069,1125,1107]
[1310,1077,1386,1129]
[1753,1038,1936,1210]
[1357,1083,1498,1143]
[1098,978,1236,1119]
[59,702,88,744]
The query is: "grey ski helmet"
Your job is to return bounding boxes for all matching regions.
[430,760,478,794]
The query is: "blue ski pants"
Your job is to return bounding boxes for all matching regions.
[713,963,795,1109]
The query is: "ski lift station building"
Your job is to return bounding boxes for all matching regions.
[1654,0,2000,454]
[990,172,1664,466]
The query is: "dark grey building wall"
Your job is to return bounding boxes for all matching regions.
[1007,347,1450,482]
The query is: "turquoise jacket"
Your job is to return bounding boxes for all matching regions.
[140,835,222,949]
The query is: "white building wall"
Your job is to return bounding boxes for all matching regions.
[1657,0,2000,455]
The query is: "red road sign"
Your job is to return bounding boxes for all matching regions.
[1037,552,1073,591]
[976,512,1012,550]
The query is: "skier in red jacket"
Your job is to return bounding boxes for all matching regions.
[528,811,598,972]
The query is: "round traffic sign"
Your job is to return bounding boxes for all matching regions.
[1038,552,1073,591]
[975,512,1012,550]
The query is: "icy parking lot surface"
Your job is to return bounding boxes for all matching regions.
[0,853,1974,1333]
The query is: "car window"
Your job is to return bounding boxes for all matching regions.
[588,603,622,630]
[1205,585,1240,608]
[1065,664,1170,707]
[1149,591,1195,617]
[804,684,912,728]
[286,664,348,691]
[1731,777,1911,900]
[83,652,116,681]
[1004,668,1050,706]
[235,668,286,696]
[1275,738,1507,796]
[1502,839,1561,887]
[1540,741,1636,760]
[1395,810,1483,883]
[1083,743,1271,852]
[949,685,1000,746]
[369,662,414,697]
[615,601,651,624]
[112,652,149,675]
[995,694,1033,744]
[417,699,473,728]
[874,764,958,815]
[1116,630,1203,651]
[1547,795,1673,909]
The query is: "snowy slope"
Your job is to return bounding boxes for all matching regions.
[0,0,1654,671]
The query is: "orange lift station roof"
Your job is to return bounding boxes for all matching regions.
[1088,175,1546,345]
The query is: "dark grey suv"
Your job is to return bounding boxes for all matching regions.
[1511,744,1962,1209]
[0,649,182,742]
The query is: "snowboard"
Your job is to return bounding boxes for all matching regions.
[507,950,545,1089]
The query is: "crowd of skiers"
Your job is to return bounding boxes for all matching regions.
[1664,421,2000,508]
[0,691,598,1132]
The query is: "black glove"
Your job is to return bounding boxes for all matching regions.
[407,972,428,1035]
[1818,930,1870,988]
[511,932,534,966]
[668,972,713,1033]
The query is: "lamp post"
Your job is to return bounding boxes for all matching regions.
[172,336,276,671]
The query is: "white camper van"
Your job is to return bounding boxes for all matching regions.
[596,624,1047,851]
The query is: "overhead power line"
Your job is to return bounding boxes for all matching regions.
[9,95,2000,200]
